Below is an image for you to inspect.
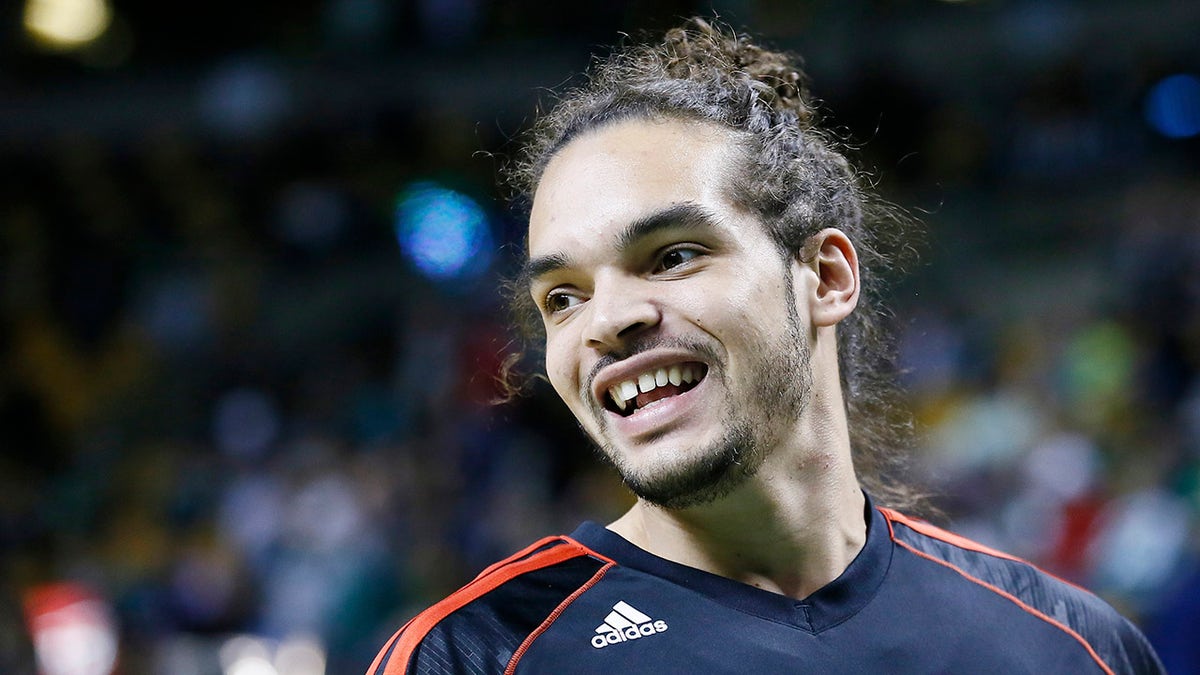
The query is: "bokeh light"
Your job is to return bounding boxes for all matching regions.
[23,583,118,675]
[217,634,327,675]
[394,181,494,280]
[23,0,111,50]
[1145,73,1200,139]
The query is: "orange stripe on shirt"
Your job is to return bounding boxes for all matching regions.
[884,514,1115,675]
[371,538,607,675]
[879,508,1026,563]
[366,537,569,675]
[880,507,1092,593]
[504,561,615,674]
[473,535,575,580]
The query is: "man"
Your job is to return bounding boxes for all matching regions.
[368,18,1163,674]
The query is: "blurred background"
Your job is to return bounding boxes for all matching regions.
[2,0,1199,673]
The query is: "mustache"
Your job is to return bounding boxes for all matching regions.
[583,336,721,398]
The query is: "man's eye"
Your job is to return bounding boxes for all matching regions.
[657,247,701,271]
[545,291,583,313]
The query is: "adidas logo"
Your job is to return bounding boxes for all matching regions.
[590,601,668,649]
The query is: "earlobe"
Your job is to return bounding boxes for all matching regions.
[805,229,860,327]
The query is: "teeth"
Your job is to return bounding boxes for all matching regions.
[609,386,627,411]
[638,372,655,393]
[607,364,703,411]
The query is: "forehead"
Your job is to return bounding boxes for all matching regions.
[527,117,743,258]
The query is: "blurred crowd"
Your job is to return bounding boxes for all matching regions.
[2,2,1199,674]
[896,175,1200,670]
[0,101,637,672]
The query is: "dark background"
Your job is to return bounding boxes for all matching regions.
[2,0,1199,672]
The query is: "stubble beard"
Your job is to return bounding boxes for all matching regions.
[589,299,812,511]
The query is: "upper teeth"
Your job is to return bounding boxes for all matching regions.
[608,364,699,411]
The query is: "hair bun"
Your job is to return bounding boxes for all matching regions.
[660,18,814,126]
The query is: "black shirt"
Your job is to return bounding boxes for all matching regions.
[367,497,1164,674]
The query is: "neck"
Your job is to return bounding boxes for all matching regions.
[608,445,867,600]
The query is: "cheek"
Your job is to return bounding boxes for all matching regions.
[543,340,578,399]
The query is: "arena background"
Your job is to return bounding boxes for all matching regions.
[2,1,1199,673]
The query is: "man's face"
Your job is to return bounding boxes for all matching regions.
[526,117,813,509]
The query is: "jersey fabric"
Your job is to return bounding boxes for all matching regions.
[367,497,1164,674]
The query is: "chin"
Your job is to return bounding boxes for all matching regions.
[599,422,761,510]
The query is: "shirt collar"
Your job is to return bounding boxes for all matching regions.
[568,492,893,633]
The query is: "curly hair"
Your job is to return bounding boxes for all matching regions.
[501,18,922,510]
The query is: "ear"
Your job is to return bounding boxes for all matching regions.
[802,228,860,327]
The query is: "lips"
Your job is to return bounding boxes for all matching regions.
[604,362,707,416]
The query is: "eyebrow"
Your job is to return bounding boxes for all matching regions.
[523,202,721,285]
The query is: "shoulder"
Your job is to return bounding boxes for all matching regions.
[365,535,615,675]
[878,507,1164,675]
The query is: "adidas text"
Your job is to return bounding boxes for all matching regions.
[590,601,668,649]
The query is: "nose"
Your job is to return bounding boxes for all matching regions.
[583,274,660,352]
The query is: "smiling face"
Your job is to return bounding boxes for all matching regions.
[527,117,816,509]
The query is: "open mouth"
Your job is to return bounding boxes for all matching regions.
[603,362,708,417]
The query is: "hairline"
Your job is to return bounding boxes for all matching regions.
[521,111,793,258]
